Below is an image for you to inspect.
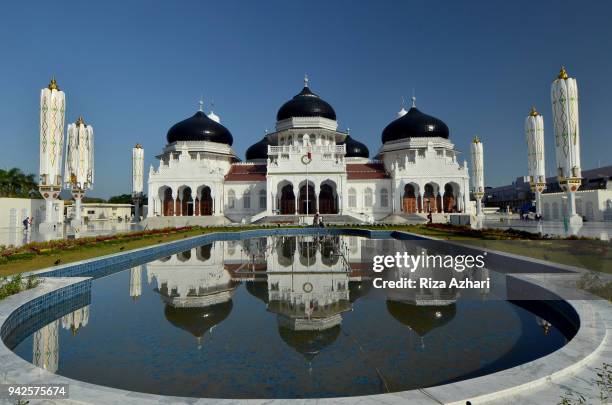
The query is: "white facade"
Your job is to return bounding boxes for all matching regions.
[65,203,132,222]
[146,84,471,224]
[0,198,64,229]
[541,189,612,222]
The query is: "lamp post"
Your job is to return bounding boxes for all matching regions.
[132,143,144,222]
[525,106,546,218]
[551,66,582,226]
[38,78,66,231]
[470,136,485,217]
[64,116,94,228]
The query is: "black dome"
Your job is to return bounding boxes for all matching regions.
[277,86,336,121]
[245,136,269,161]
[164,300,233,338]
[167,111,233,145]
[340,135,369,158]
[382,107,449,143]
[386,301,456,337]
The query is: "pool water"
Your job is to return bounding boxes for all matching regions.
[12,235,573,398]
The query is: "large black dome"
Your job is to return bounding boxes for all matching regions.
[167,111,233,145]
[382,107,449,143]
[245,136,269,161]
[340,135,369,158]
[277,86,336,121]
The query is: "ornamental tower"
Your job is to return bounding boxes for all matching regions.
[132,143,144,221]
[470,137,484,217]
[64,116,94,226]
[525,106,546,217]
[551,66,582,225]
[38,78,66,229]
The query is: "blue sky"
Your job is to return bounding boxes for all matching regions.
[1,1,611,198]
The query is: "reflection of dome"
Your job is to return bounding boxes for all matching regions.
[246,281,269,304]
[277,83,336,121]
[245,136,270,161]
[167,111,233,145]
[278,324,340,361]
[381,105,449,143]
[386,301,456,336]
[339,135,369,158]
[164,301,233,338]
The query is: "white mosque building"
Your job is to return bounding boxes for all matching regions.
[146,77,471,225]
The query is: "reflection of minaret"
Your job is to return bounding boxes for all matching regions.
[130,265,143,300]
[33,320,59,373]
[62,305,90,335]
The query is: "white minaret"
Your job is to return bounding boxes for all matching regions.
[38,78,66,230]
[33,320,59,373]
[551,66,582,225]
[470,136,485,217]
[64,116,94,227]
[525,106,546,217]
[132,143,144,221]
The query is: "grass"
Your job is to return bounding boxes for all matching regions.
[0,274,41,300]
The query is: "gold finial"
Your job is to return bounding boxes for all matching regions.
[48,76,59,91]
[529,106,539,116]
[558,66,569,80]
[75,116,85,126]
[135,143,142,149]
[472,136,481,143]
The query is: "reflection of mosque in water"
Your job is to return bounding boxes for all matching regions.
[384,243,490,347]
[29,236,498,373]
[32,305,90,373]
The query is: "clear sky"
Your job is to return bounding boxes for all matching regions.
[1,1,611,198]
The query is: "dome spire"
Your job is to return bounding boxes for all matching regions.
[411,95,417,108]
[48,76,59,91]
[304,73,309,88]
[198,95,204,112]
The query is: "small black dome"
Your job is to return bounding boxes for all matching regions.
[382,107,449,143]
[167,111,233,145]
[340,135,369,158]
[277,86,336,121]
[245,136,269,161]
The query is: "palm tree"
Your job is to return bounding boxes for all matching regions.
[0,168,40,198]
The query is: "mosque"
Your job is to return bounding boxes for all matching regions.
[146,76,471,224]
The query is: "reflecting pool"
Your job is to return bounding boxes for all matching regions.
[10,235,574,398]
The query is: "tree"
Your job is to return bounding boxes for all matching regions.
[0,168,40,198]
[108,193,147,204]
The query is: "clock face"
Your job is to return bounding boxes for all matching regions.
[301,154,312,165]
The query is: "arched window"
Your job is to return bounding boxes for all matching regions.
[259,189,267,209]
[243,190,251,209]
[380,189,389,207]
[364,188,373,207]
[227,190,236,209]
[348,188,357,208]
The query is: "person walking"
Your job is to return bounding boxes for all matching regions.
[22,217,29,231]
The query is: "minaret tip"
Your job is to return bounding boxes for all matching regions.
[134,143,142,149]
[75,116,85,126]
[198,96,204,112]
[558,66,569,80]
[48,76,59,91]
[472,136,481,143]
[529,106,539,117]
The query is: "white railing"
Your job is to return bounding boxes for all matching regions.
[268,144,346,155]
